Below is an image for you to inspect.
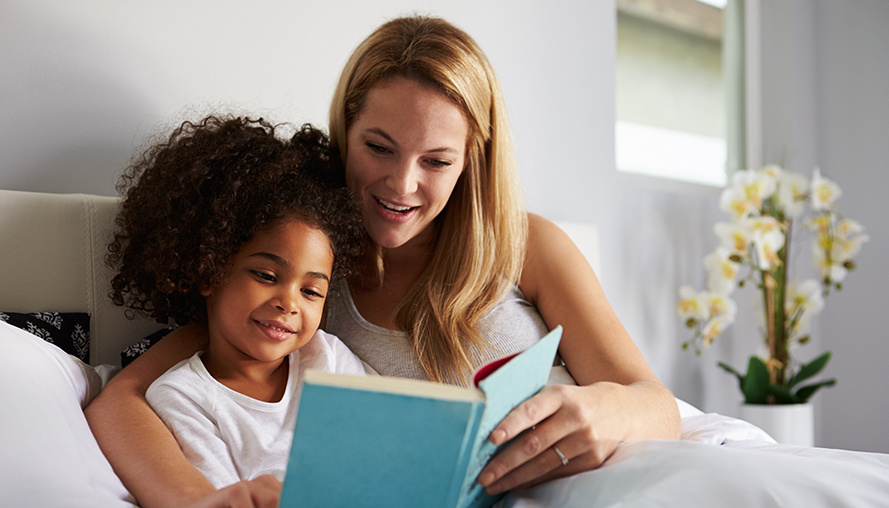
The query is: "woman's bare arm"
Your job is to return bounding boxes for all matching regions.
[478,214,681,493]
[85,324,211,508]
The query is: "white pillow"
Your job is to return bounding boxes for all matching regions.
[0,321,136,507]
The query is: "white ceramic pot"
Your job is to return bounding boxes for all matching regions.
[739,403,814,447]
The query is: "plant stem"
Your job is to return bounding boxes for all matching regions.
[763,272,778,385]
[774,221,791,384]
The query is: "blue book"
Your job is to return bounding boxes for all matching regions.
[280,326,562,508]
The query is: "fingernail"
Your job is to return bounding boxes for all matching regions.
[486,482,504,495]
[489,428,506,444]
[478,471,494,487]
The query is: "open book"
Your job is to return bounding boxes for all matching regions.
[280,325,562,508]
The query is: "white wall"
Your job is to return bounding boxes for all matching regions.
[1,0,887,452]
[809,0,889,453]
[748,0,889,453]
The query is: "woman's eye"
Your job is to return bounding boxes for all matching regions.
[366,142,390,154]
[427,158,452,168]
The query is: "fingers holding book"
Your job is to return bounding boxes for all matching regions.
[477,383,621,494]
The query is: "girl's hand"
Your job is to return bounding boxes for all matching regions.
[477,381,670,494]
[186,475,281,508]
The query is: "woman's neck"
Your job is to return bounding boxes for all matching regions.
[351,237,433,330]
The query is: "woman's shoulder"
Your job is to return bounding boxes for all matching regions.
[526,212,567,242]
[521,213,593,302]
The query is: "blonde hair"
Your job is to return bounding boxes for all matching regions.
[330,16,528,384]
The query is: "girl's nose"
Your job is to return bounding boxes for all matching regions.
[274,289,299,315]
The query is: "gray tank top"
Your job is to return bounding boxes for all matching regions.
[324,279,549,381]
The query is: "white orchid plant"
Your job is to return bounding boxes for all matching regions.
[677,165,868,404]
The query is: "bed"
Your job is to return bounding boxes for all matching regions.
[1,188,888,507]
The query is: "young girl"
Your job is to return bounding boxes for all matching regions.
[107,115,370,489]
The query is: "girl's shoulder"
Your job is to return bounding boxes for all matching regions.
[298,329,372,376]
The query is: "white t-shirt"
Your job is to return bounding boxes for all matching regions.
[146,329,371,488]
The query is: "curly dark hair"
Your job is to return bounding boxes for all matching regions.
[107,115,365,326]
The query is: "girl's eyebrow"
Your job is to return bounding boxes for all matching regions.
[248,252,330,282]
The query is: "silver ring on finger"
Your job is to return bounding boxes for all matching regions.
[552,445,569,466]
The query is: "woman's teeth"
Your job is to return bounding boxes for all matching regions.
[376,197,414,213]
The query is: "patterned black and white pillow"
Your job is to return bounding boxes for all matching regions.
[120,324,178,368]
[0,311,90,362]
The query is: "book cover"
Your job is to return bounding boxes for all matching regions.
[280,325,562,508]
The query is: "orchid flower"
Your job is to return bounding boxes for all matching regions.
[704,247,741,294]
[810,168,842,211]
[714,221,752,258]
[704,291,737,322]
[702,313,733,348]
[785,279,825,340]
[719,169,776,220]
[759,164,784,180]
[777,171,809,218]
[809,214,869,284]
[749,216,785,271]
[676,286,709,323]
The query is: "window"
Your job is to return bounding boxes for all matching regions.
[615,0,744,187]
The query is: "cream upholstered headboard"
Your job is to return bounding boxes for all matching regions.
[0,189,601,367]
[554,221,600,275]
[0,189,163,367]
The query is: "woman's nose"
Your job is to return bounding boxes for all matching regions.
[386,160,418,196]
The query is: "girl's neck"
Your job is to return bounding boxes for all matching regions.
[200,348,289,403]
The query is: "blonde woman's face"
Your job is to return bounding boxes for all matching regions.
[345,77,468,251]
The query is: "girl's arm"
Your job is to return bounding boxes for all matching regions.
[478,213,681,493]
[85,324,216,507]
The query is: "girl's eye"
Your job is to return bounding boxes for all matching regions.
[253,271,275,283]
[302,288,325,299]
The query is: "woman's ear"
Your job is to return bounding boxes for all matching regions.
[199,283,213,298]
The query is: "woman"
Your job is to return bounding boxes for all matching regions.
[86,15,680,508]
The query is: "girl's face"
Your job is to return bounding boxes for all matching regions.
[345,77,469,251]
[200,218,333,366]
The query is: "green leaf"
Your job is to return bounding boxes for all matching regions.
[768,383,800,404]
[788,351,832,389]
[794,379,837,403]
[742,357,770,404]
[717,361,746,392]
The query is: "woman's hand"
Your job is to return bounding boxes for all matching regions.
[477,380,677,494]
[185,475,281,508]
[492,214,680,492]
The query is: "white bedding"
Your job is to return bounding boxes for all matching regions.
[2,321,888,507]
[503,439,889,507]
[0,322,136,508]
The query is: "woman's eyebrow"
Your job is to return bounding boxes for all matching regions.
[366,127,459,155]
[366,127,397,146]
